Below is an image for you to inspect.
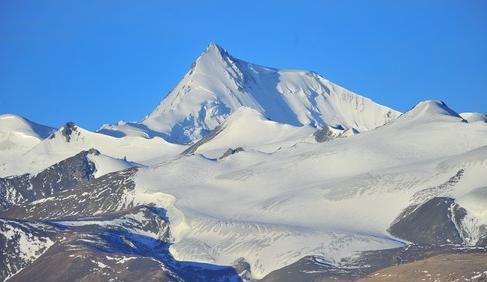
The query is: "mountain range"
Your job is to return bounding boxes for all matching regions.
[98,43,400,143]
[1,43,487,282]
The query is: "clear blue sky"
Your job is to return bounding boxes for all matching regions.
[1,0,486,130]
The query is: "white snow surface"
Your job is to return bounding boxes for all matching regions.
[460,112,487,123]
[0,123,185,177]
[86,153,137,178]
[2,100,482,279]
[130,100,487,278]
[100,43,400,143]
[192,107,317,158]
[0,114,54,160]
[1,45,486,280]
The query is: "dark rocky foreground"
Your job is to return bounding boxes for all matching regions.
[0,153,242,282]
[1,151,487,281]
[261,245,487,282]
[388,169,487,247]
[3,207,242,282]
[358,252,487,282]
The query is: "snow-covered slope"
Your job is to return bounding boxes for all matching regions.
[129,100,487,278]
[0,114,54,160]
[184,107,318,158]
[86,152,137,178]
[395,100,465,124]
[100,43,400,143]
[2,43,487,281]
[460,112,487,123]
[0,122,184,177]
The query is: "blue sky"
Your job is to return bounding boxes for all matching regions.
[1,0,486,130]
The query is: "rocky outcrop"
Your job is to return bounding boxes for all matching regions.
[313,127,333,143]
[388,197,467,245]
[0,219,55,281]
[1,168,138,220]
[1,180,242,282]
[219,147,245,159]
[261,245,487,282]
[0,150,99,209]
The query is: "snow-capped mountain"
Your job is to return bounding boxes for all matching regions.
[99,43,400,143]
[0,122,185,177]
[130,100,487,278]
[0,114,54,159]
[1,43,487,282]
[397,100,466,123]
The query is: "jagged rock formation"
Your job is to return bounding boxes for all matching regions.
[1,168,138,220]
[0,149,98,209]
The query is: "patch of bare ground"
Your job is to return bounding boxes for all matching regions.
[358,253,487,282]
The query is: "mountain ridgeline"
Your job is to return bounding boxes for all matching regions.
[99,43,400,143]
[1,43,487,281]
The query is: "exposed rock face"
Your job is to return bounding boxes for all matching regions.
[0,219,55,281]
[313,127,332,143]
[0,155,242,282]
[388,197,467,245]
[232,258,252,280]
[1,168,138,220]
[476,225,487,247]
[386,169,482,246]
[2,204,242,282]
[9,246,180,282]
[261,245,487,282]
[0,174,31,209]
[261,256,363,282]
[219,147,245,159]
[1,206,178,282]
[60,122,78,142]
[0,150,98,209]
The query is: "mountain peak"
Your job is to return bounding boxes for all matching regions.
[192,42,236,75]
[100,44,401,143]
[0,114,54,139]
[399,100,465,123]
[412,100,460,117]
[205,42,226,54]
[48,122,83,142]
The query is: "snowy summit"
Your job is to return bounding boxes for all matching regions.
[99,43,400,143]
[1,42,487,282]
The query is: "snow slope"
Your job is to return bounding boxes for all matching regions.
[395,100,465,124]
[86,153,138,178]
[2,44,486,281]
[0,114,54,160]
[0,122,185,177]
[460,112,487,123]
[186,107,318,158]
[441,146,487,237]
[100,43,400,143]
[130,100,487,278]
